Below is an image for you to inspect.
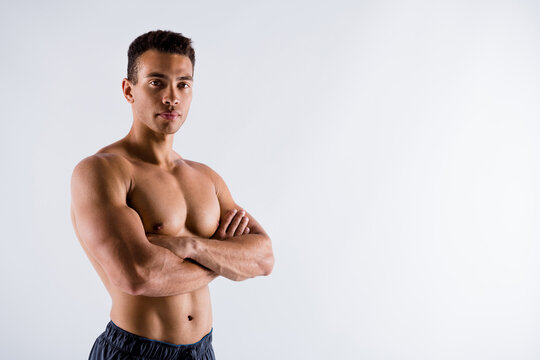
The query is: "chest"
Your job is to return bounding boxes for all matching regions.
[127,163,221,238]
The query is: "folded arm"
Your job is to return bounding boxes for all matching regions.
[149,209,273,281]
[70,154,217,297]
[190,213,274,281]
[148,162,274,281]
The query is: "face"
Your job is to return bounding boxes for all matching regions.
[122,49,193,135]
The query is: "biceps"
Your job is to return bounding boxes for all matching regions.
[217,195,267,237]
[242,209,268,236]
[213,173,267,236]
[215,181,238,216]
[73,203,151,291]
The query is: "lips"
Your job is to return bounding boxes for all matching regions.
[159,111,179,120]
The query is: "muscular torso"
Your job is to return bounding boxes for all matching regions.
[73,142,221,344]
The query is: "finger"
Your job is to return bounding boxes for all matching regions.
[221,209,238,229]
[226,211,245,237]
[244,227,250,234]
[234,216,249,236]
[216,209,237,238]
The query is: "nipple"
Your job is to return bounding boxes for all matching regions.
[188,315,193,321]
[153,223,163,231]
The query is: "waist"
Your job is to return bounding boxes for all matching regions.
[96,320,213,359]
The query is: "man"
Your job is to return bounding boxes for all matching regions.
[70,30,274,360]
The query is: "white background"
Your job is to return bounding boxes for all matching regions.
[1,0,539,359]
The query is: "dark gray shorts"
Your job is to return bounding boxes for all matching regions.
[88,321,215,360]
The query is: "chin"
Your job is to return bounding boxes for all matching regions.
[153,119,185,134]
[164,123,184,134]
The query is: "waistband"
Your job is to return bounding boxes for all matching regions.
[98,320,213,359]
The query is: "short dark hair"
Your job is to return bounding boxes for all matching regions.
[127,30,195,84]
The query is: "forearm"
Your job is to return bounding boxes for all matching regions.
[189,234,274,281]
[133,246,217,297]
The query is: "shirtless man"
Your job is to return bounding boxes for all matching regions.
[70,30,274,360]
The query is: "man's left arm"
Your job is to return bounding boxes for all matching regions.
[149,163,274,281]
[189,207,273,281]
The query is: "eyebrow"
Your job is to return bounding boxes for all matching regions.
[145,72,193,81]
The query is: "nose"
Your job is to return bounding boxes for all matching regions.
[162,87,180,106]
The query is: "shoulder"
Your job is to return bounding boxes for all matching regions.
[71,153,133,202]
[183,159,217,176]
[183,159,226,188]
[73,152,132,180]
[182,160,237,208]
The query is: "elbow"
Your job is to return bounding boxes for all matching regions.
[118,278,147,296]
[258,242,274,276]
[261,253,274,276]
[231,254,273,281]
[124,278,148,296]
[111,268,149,296]
[232,258,273,281]
[232,274,250,282]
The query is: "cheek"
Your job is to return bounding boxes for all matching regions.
[133,97,156,121]
[183,93,193,107]
[183,99,192,115]
[134,92,157,109]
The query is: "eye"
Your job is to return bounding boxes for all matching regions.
[149,80,162,86]
[178,82,190,89]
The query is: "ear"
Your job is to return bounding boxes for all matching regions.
[122,78,135,103]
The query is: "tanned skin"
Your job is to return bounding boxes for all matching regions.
[70,49,274,345]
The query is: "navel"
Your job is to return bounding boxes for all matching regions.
[187,315,193,321]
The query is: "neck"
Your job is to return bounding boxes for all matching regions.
[124,121,177,169]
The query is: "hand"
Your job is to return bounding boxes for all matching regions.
[211,209,250,240]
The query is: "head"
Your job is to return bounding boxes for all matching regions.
[127,30,195,85]
[122,30,196,135]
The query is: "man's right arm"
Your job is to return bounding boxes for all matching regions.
[70,154,217,297]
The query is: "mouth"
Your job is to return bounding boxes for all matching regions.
[159,111,180,120]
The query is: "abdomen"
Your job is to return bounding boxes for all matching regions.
[109,285,213,344]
